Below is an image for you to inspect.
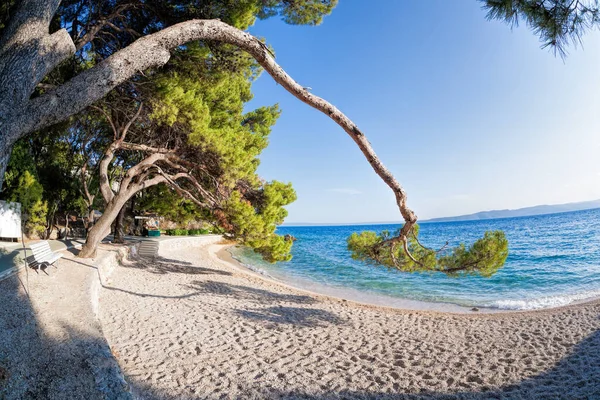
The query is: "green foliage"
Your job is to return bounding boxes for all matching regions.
[481,0,600,56]
[137,184,208,226]
[189,228,210,235]
[2,127,87,237]
[437,230,509,277]
[27,199,49,238]
[259,0,338,25]
[223,181,297,262]
[7,0,331,253]
[165,228,210,236]
[150,53,279,184]
[142,44,296,262]
[348,224,508,277]
[9,171,43,216]
[166,229,190,236]
[7,171,48,236]
[2,141,37,192]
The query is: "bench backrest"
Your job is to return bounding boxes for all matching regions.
[30,241,53,261]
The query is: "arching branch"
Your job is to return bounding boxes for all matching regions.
[12,18,416,242]
[148,167,213,209]
[120,142,175,154]
[410,228,449,254]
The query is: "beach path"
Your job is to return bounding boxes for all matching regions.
[0,247,129,400]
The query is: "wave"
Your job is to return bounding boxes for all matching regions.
[484,289,600,310]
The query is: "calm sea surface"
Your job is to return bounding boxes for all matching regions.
[231,208,600,310]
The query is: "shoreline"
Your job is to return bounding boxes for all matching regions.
[218,244,600,316]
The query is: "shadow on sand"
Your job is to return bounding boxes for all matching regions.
[124,255,232,276]
[0,266,127,400]
[235,306,345,328]
[2,245,599,399]
[186,280,317,305]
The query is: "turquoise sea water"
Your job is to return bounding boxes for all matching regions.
[232,208,600,310]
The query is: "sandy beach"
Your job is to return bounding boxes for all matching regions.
[96,237,600,399]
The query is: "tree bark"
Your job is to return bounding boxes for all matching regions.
[113,203,127,244]
[0,0,74,189]
[86,208,95,230]
[79,196,128,258]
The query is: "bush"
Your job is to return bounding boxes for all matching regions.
[9,171,47,237]
[166,228,213,236]
[166,229,189,236]
[188,228,209,235]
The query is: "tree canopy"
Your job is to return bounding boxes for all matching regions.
[348,225,509,278]
[68,36,298,260]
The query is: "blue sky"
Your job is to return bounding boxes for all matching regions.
[246,1,600,224]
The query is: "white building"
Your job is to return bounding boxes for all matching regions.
[0,200,22,240]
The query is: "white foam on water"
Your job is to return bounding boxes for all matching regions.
[484,289,600,310]
[228,249,273,278]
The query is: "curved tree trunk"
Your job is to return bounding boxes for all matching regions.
[113,204,127,244]
[79,197,128,258]
[64,213,69,240]
[86,208,95,231]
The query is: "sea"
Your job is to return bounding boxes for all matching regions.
[230,208,600,311]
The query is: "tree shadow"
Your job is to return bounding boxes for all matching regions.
[123,256,231,276]
[235,306,345,327]
[61,239,81,249]
[99,283,204,300]
[0,266,128,399]
[186,280,317,305]
[65,246,80,256]
[0,247,24,279]
[3,245,600,399]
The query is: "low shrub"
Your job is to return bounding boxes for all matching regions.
[188,228,209,235]
[166,229,189,236]
[165,228,212,236]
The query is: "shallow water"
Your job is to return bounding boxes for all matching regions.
[232,208,600,310]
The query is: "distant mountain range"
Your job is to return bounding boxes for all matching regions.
[423,199,600,223]
[283,199,600,226]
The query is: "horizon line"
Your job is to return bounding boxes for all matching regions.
[282,199,600,227]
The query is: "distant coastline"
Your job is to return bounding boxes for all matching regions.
[424,199,600,223]
[283,199,600,226]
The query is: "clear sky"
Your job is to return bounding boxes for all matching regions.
[245,1,600,224]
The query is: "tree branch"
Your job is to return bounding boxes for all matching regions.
[152,168,212,209]
[74,3,140,51]
[120,142,175,153]
[98,140,119,204]
[0,0,63,49]
[120,102,144,138]
[120,152,171,191]
[13,18,416,237]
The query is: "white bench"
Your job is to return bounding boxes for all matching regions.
[29,241,63,271]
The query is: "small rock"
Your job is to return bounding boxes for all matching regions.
[471,307,479,312]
